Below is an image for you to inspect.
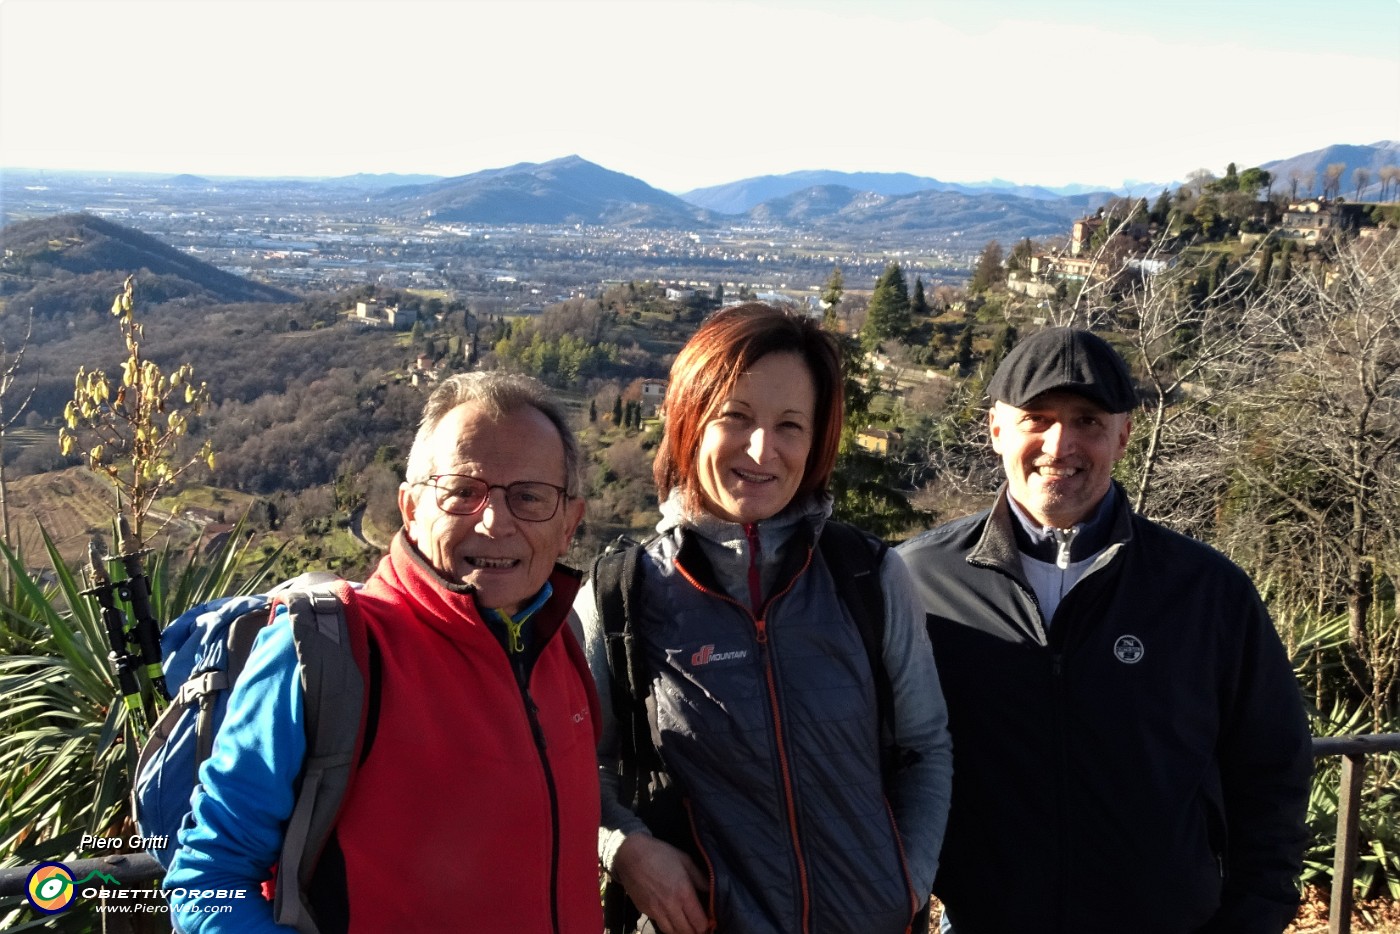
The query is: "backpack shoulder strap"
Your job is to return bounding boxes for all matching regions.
[269,579,368,934]
[819,520,888,668]
[592,537,654,809]
[191,605,270,763]
[819,521,908,781]
[593,537,665,934]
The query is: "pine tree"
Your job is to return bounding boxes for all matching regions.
[861,263,911,351]
[612,395,623,425]
[589,399,598,423]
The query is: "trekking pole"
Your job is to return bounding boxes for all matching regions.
[114,515,169,705]
[83,540,147,728]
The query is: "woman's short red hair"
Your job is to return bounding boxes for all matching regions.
[654,302,845,511]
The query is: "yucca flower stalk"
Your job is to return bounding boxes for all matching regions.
[0,520,281,873]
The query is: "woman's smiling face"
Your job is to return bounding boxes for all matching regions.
[695,352,816,525]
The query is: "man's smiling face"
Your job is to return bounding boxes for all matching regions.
[989,390,1131,529]
[399,401,583,614]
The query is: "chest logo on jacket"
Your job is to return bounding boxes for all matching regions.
[1113,635,1145,664]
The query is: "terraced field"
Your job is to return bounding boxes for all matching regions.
[1,467,205,571]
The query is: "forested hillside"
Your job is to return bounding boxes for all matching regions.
[0,213,299,316]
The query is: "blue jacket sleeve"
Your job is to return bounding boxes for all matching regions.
[164,607,305,933]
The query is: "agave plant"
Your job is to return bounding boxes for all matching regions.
[1286,606,1400,901]
[1304,693,1400,900]
[0,519,282,870]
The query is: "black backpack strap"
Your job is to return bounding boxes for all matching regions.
[593,537,651,810]
[593,536,658,934]
[819,521,917,782]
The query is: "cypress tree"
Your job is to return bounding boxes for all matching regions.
[957,324,974,372]
[911,277,930,317]
[968,241,1005,293]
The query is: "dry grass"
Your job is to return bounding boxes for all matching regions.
[1288,888,1400,933]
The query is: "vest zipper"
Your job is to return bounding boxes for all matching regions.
[674,547,815,932]
[515,669,563,934]
[882,794,922,932]
[684,797,719,928]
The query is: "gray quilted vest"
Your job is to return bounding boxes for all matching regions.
[634,533,916,933]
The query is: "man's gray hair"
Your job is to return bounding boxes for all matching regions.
[404,372,582,498]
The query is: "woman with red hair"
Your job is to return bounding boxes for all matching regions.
[577,303,952,934]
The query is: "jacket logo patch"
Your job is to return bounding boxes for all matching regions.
[1114,635,1145,664]
[690,644,748,666]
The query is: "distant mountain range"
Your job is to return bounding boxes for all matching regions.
[745,185,1106,239]
[4,142,1396,248]
[352,155,1114,242]
[350,142,1397,240]
[679,170,1094,214]
[0,213,297,317]
[1262,141,1400,199]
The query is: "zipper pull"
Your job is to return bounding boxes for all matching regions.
[1051,526,1078,570]
[504,616,526,654]
[488,606,527,654]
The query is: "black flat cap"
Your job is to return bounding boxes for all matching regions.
[987,327,1136,413]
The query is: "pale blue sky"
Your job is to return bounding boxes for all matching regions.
[1,0,1396,192]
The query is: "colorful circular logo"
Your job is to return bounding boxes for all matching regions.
[26,861,76,914]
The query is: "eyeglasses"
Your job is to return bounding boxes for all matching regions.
[413,474,569,522]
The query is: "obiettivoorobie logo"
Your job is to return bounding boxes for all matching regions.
[23,856,245,917]
[25,862,119,914]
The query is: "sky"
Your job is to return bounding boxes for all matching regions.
[1,0,1397,193]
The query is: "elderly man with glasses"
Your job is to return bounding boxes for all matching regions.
[166,372,603,934]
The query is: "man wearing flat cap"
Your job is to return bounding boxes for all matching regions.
[898,328,1311,934]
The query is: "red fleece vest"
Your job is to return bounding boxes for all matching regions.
[327,536,601,933]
